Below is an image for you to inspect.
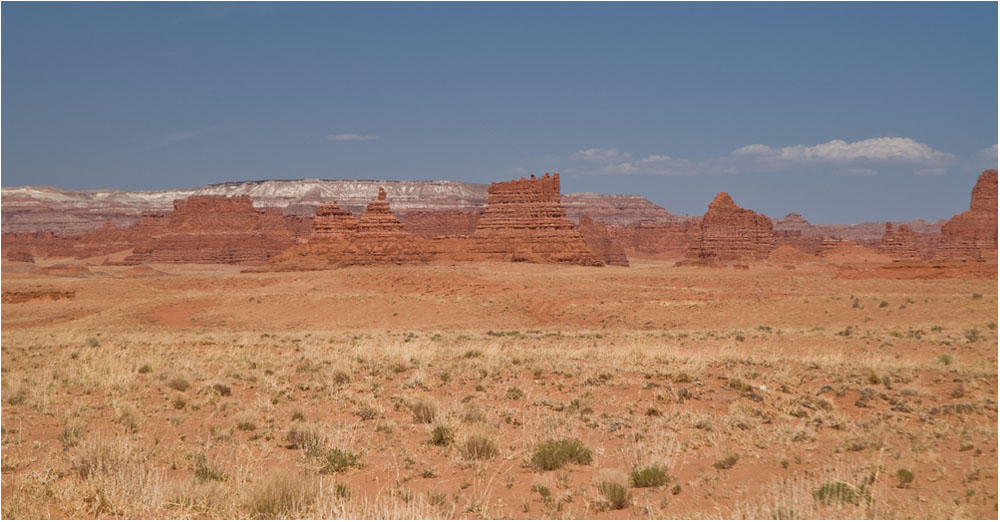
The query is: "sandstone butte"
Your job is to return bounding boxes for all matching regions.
[577,215,629,267]
[880,223,920,260]
[267,188,433,269]
[936,169,998,260]
[86,195,312,265]
[460,173,603,266]
[400,210,481,239]
[685,192,776,262]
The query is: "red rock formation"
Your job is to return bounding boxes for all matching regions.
[937,169,998,260]
[880,223,919,260]
[118,196,309,265]
[267,189,432,269]
[607,220,700,259]
[577,215,629,266]
[465,174,601,266]
[5,250,35,263]
[73,222,135,258]
[1,231,80,259]
[401,211,481,239]
[686,193,775,262]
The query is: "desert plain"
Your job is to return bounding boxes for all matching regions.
[1,253,997,519]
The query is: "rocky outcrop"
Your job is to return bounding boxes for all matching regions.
[937,169,998,260]
[5,250,35,263]
[577,215,629,266]
[1,231,80,259]
[607,221,700,259]
[118,196,309,265]
[880,223,919,260]
[686,193,775,262]
[401,211,481,239]
[464,174,602,266]
[267,189,432,269]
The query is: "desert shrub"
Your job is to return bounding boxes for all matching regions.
[246,472,317,519]
[331,370,351,385]
[85,337,100,348]
[113,403,141,433]
[598,481,630,510]
[192,452,227,482]
[896,468,915,488]
[430,424,453,446]
[172,397,187,409]
[291,411,305,421]
[236,418,257,432]
[167,377,190,392]
[60,419,86,447]
[505,386,524,400]
[938,354,954,366]
[212,383,231,396]
[137,364,153,374]
[878,301,889,308]
[459,433,498,460]
[321,448,361,473]
[713,454,739,470]
[284,423,323,453]
[630,465,669,488]
[409,398,436,424]
[356,403,380,421]
[531,438,592,471]
[813,481,870,506]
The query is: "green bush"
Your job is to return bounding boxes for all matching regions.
[813,481,870,505]
[321,448,361,473]
[430,424,453,446]
[459,433,498,460]
[598,481,630,510]
[896,468,914,488]
[713,454,738,470]
[630,465,669,488]
[530,438,592,471]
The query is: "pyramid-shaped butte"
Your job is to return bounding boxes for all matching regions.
[268,188,432,269]
[467,173,602,265]
[687,192,775,261]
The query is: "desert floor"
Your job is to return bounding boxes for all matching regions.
[1,258,997,519]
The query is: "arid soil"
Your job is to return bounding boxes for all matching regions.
[1,256,997,519]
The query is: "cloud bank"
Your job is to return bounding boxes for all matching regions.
[568,136,955,177]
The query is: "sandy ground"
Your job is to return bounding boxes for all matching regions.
[1,257,997,519]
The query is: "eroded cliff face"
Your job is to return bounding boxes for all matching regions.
[562,194,675,225]
[577,215,629,267]
[880,223,920,260]
[267,189,432,269]
[937,170,998,260]
[401,211,481,239]
[463,174,602,266]
[687,193,775,262]
[607,221,700,259]
[106,196,310,265]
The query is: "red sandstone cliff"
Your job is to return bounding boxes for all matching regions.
[116,196,309,265]
[686,193,775,262]
[607,220,700,259]
[463,174,602,266]
[401,211,481,239]
[880,223,920,260]
[267,189,432,269]
[937,169,998,260]
[577,215,629,267]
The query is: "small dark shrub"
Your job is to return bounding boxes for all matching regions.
[530,438,592,471]
[630,465,669,488]
[598,481,630,510]
[713,454,738,470]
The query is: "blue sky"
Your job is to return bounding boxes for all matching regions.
[2,2,996,223]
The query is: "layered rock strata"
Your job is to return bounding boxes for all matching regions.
[880,223,920,260]
[686,193,775,262]
[118,196,309,265]
[401,211,481,239]
[937,169,998,260]
[607,221,700,259]
[464,174,601,266]
[267,189,432,269]
[577,215,629,266]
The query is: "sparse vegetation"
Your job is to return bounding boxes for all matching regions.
[531,438,592,471]
[630,465,670,488]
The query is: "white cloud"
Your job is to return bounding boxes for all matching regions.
[154,126,229,145]
[326,133,378,142]
[913,168,948,176]
[571,148,628,162]
[980,144,998,161]
[733,137,951,163]
[835,167,878,177]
